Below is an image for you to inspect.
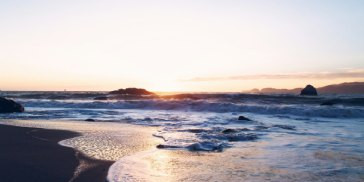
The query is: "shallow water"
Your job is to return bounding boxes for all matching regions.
[106,115,364,182]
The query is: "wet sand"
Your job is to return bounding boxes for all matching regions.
[0,124,113,182]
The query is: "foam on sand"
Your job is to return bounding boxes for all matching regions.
[0,120,159,161]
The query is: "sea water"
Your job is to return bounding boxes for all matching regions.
[0,91,363,181]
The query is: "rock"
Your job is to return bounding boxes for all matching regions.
[300,85,318,96]
[0,97,24,113]
[186,142,225,152]
[142,117,153,122]
[221,128,250,134]
[238,116,251,121]
[183,128,208,133]
[222,128,237,134]
[85,119,95,122]
[156,144,181,149]
[109,88,155,95]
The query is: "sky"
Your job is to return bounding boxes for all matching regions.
[0,0,363,92]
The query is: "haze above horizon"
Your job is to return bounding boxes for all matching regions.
[1,0,363,92]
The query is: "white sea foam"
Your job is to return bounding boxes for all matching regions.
[107,149,170,182]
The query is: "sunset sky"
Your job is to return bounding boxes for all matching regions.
[1,0,363,92]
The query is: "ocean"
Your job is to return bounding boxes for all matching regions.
[1,91,363,181]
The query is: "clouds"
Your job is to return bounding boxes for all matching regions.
[182,69,364,82]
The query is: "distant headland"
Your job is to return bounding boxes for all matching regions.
[247,82,364,95]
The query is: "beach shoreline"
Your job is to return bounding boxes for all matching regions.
[0,123,113,182]
[1,118,363,182]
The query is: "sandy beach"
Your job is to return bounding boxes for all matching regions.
[0,120,160,182]
[0,124,112,182]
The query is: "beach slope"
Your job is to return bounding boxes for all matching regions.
[0,124,112,182]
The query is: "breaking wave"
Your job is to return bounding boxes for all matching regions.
[17,99,364,118]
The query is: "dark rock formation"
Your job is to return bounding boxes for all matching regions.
[222,128,250,134]
[222,128,238,134]
[238,116,251,121]
[156,144,181,149]
[182,128,208,133]
[85,119,95,122]
[300,85,318,96]
[109,88,154,96]
[0,97,24,113]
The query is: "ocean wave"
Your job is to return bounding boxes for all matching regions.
[17,99,364,118]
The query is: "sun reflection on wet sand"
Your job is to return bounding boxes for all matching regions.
[108,139,364,182]
[108,141,276,182]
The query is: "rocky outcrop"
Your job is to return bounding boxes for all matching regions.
[300,85,318,96]
[0,97,24,113]
[109,88,154,96]
[238,116,251,121]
